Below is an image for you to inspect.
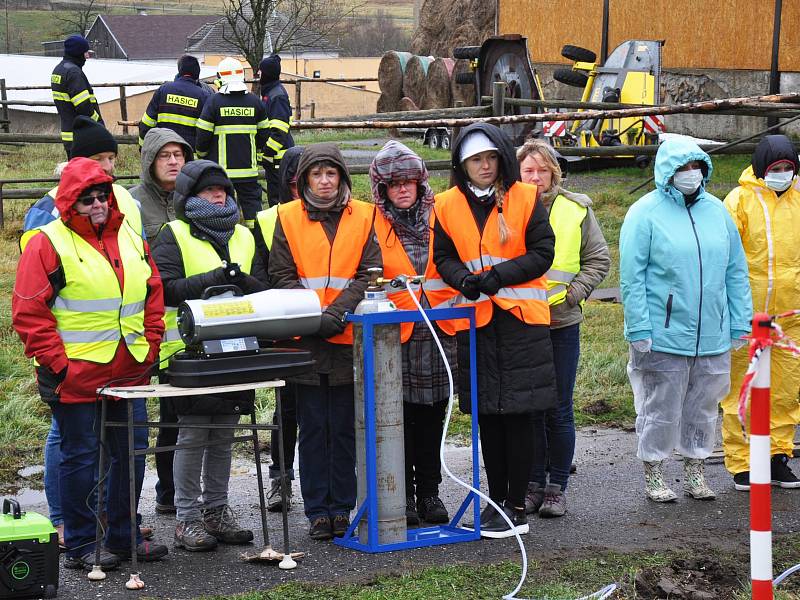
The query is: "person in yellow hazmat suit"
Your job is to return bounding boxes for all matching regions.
[722,134,800,491]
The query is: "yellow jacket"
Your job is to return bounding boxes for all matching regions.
[723,167,800,314]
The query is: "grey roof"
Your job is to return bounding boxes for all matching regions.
[186,7,338,55]
[89,14,217,59]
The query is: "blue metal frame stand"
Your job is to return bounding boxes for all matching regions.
[334,307,481,553]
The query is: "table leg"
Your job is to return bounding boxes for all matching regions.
[251,411,270,548]
[276,388,291,557]
[93,398,107,567]
[127,399,139,577]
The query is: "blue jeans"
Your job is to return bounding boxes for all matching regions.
[51,399,147,557]
[295,379,356,521]
[531,323,580,490]
[44,417,63,526]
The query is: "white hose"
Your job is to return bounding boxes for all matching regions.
[404,280,617,600]
[774,563,800,586]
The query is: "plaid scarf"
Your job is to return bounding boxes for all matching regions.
[183,194,240,248]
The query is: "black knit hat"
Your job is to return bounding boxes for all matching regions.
[258,54,281,84]
[177,54,201,80]
[193,167,232,196]
[64,35,90,57]
[70,116,118,159]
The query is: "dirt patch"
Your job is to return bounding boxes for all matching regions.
[631,556,743,599]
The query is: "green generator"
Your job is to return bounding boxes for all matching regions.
[0,498,58,599]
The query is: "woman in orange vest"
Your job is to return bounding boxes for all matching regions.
[433,123,557,539]
[369,140,458,527]
[269,143,382,541]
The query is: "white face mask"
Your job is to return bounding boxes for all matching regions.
[672,168,704,196]
[764,170,794,193]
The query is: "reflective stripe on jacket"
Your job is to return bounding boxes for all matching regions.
[138,77,211,148]
[374,208,457,342]
[51,58,102,145]
[278,199,375,344]
[39,218,151,363]
[159,220,255,362]
[434,183,550,334]
[546,194,587,306]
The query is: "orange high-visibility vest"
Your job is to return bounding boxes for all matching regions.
[374,206,458,342]
[279,198,375,344]
[434,182,550,334]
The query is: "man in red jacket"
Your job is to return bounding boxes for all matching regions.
[12,158,168,570]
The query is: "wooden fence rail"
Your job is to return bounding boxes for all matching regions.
[4,77,378,92]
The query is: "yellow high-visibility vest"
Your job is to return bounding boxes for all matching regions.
[546,194,587,306]
[255,205,279,251]
[159,220,255,364]
[39,219,151,363]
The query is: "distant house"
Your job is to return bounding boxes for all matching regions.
[186,9,339,60]
[84,14,216,61]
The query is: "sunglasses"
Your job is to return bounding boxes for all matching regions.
[76,191,109,206]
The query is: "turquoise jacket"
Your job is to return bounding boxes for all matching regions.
[620,138,752,356]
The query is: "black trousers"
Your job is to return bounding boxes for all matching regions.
[404,400,448,498]
[269,385,298,480]
[155,396,178,506]
[233,179,264,223]
[478,413,535,507]
[263,160,281,207]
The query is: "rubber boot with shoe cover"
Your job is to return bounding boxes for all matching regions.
[771,454,800,488]
[524,482,545,515]
[538,483,567,517]
[202,505,254,544]
[417,495,449,524]
[480,501,529,539]
[174,520,218,552]
[266,477,292,513]
[643,460,678,502]
[683,458,715,500]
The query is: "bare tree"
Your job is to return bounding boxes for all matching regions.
[58,0,100,38]
[222,0,365,74]
[336,11,410,57]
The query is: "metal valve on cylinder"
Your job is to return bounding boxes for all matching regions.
[353,268,406,544]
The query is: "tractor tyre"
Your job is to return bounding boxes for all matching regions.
[453,45,481,60]
[561,44,597,63]
[553,68,589,88]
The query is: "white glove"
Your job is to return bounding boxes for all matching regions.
[631,339,652,353]
[731,338,747,351]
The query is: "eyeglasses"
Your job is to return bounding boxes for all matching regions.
[76,192,109,206]
[156,150,185,161]
[387,180,417,190]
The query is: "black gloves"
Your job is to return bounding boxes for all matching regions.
[459,274,481,301]
[478,269,502,296]
[223,262,243,283]
[317,310,346,339]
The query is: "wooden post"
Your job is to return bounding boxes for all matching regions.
[449,100,464,187]
[310,102,316,119]
[119,85,129,135]
[492,81,505,117]
[0,79,9,134]
[294,81,302,121]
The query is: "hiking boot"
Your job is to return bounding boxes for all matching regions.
[308,516,333,541]
[109,541,168,562]
[683,458,715,500]
[643,460,678,502]
[332,514,350,538]
[174,520,217,552]
[406,496,420,526]
[155,503,176,515]
[266,477,292,513]
[417,495,449,524]
[480,502,529,539]
[733,471,751,491]
[538,483,567,517]
[202,505,253,544]
[462,504,497,531]
[771,454,800,488]
[63,548,120,571]
[524,482,545,515]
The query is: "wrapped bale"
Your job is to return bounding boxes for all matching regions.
[422,57,455,109]
[402,55,434,109]
[378,51,412,112]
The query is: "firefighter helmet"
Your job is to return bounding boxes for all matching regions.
[216,57,247,92]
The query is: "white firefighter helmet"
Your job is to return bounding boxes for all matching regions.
[216,57,247,93]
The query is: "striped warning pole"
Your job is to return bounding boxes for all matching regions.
[750,312,773,600]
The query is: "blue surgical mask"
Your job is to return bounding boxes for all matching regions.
[764,170,794,193]
[672,168,703,196]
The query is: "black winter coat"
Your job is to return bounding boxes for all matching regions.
[152,160,269,415]
[433,122,557,414]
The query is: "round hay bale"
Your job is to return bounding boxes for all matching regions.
[451,59,476,106]
[377,92,398,113]
[422,57,455,109]
[398,96,420,112]
[402,55,434,108]
[378,51,412,102]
